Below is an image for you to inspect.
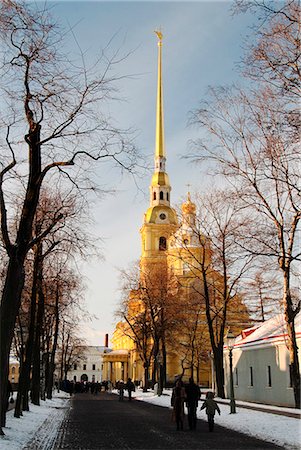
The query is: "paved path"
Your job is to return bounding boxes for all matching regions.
[52,392,283,450]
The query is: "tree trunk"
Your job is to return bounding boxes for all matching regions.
[15,251,41,417]
[162,341,167,388]
[196,362,200,384]
[143,363,149,392]
[283,270,300,409]
[212,346,225,399]
[0,123,42,430]
[0,255,25,429]
[31,243,44,405]
[14,359,24,418]
[46,287,60,399]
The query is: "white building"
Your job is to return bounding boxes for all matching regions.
[67,346,110,383]
[224,312,301,407]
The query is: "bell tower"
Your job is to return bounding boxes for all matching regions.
[140,31,178,267]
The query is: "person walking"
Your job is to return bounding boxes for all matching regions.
[125,377,135,401]
[200,391,221,432]
[117,380,125,401]
[171,379,186,430]
[185,377,201,430]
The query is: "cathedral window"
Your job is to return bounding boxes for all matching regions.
[160,191,164,200]
[159,236,167,250]
[153,192,156,200]
[167,192,169,201]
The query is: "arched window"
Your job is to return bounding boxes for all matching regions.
[12,366,15,374]
[166,192,169,201]
[153,192,156,200]
[159,236,167,251]
[160,191,164,200]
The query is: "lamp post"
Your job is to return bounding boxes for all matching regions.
[157,353,163,396]
[225,330,236,414]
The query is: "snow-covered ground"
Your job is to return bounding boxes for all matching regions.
[0,391,70,450]
[0,389,300,449]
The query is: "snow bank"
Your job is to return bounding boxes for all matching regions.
[0,392,70,450]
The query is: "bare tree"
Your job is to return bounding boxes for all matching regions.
[170,191,252,397]
[190,86,301,406]
[58,317,87,383]
[117,264,154,391]
[0,1,139,430]
[173,288,210,383]
[139,262,179,388]
[243,269,282,322]
[233,0,301,102]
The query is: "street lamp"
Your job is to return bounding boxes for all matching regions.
[225,330,236,414]
[157,353,163,396]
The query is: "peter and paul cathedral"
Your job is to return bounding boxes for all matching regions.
[102,32,211,386]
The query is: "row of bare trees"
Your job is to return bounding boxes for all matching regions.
[11,191,91,418]
[188,0,300,407]
[0,0,140,433]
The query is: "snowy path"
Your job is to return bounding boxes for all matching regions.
[0,393,70,450]
[23,401,69,449]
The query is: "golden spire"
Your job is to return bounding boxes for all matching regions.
[154,29,165,158]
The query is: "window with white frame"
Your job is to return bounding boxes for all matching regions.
[249,366,253,387]
[267,365,272,387]
[234,368,238,386]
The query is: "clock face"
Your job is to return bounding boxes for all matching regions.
[159,213,166,220]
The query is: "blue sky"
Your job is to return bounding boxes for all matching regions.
[50,1,255,346]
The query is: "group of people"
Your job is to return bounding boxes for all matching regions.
[117,378,136,401]
[171,377,220,431]
[60,379,111,396]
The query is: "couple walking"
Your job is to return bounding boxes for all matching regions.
[171,378,220,431]
[171,377,200,431]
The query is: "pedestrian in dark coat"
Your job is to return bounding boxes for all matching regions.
[117,380,125,401]
[125,377,135,401]
[200,391,221,431]
[171,379,186,430]
[185,378,201,430]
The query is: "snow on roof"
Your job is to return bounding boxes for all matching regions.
[233,312,301,349]
[106,349,128,355]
